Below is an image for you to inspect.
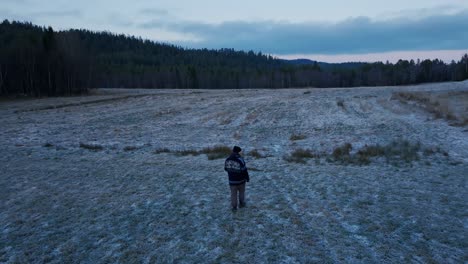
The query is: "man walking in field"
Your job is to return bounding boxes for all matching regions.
[224,146,250,211]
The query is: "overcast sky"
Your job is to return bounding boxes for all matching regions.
[2,0,468,62]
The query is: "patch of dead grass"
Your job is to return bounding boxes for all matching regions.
[175,145,231,160]
[284,148,320,163]
[330,140,435,165]
[200,145,232,160]
[391,91,468,126]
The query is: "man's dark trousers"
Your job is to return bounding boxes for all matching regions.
[230,183,245,209]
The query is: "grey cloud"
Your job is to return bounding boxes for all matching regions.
[139,8,170,17]
[139,11,468,54]
[382,5,461,20]
[2,0,30,3]
[0,9,85,31]
[0,9,12,17]
[107,13,134,27]
[0,9,30,22]
[29,10,83,19]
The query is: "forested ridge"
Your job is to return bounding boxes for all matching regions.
[1,20,467,97]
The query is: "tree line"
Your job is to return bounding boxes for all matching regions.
[0,20,467,97]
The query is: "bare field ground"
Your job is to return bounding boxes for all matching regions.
[1,81,467,263]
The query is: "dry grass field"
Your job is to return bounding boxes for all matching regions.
[1,81,467,263]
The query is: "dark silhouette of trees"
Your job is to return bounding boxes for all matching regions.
[0,21,467,97]
[0,20,89,96]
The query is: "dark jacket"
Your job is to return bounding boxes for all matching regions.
[224,153,249,185]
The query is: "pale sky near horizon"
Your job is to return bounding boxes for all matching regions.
[2,0,468,62]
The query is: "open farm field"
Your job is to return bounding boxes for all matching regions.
[1,81,467,263]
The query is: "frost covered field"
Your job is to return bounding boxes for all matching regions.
[1,81,467,263]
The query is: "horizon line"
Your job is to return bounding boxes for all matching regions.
[277,49,468,64]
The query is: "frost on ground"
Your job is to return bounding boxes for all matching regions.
[0,82,467,263]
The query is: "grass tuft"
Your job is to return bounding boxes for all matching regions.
[79,142,104,151]
[176,149,201,156]
[292,148,318,159]
[284,148,319,163]
[330,140,427,165]
[357,144,385,157]
[176,145,231,160]
[153,148,171,154]
[337,99,345,108]
[290,134,307,141]
[332,143,352,160]
[200,145,232,160]
[123,146,138,151]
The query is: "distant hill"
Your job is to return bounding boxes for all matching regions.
[283,59,367,70]
[282,58,317,65]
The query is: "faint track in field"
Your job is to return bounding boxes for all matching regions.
[13,94,157,113]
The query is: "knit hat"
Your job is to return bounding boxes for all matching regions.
[233,146,242,153]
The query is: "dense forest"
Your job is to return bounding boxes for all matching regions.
[0,20,467,96]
